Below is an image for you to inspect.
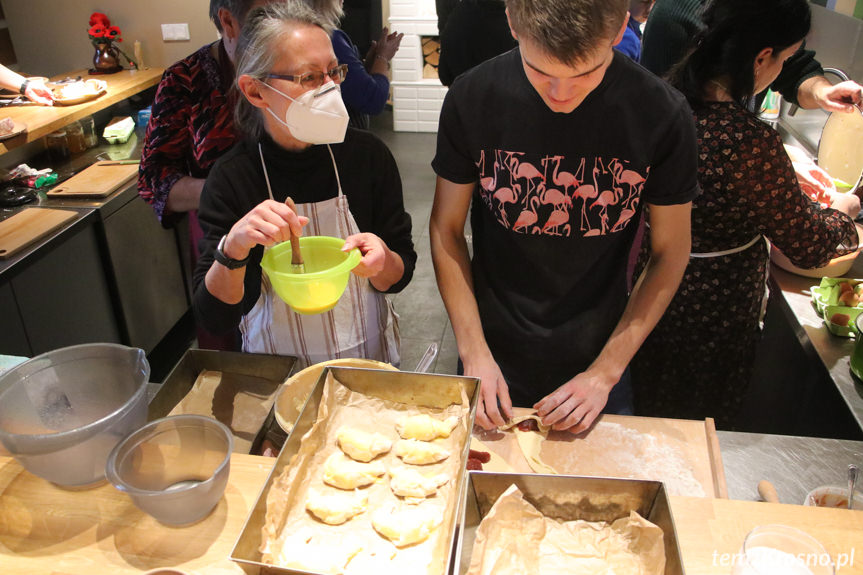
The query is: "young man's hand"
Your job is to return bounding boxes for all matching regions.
[534,370,614,433]
[465,353,513,429]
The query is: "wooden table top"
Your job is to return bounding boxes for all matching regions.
[1,441,861,574]
[0,68,163,155]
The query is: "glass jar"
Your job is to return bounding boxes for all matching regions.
[45,130,70,163]
[80,116,98,148]
[66,121,87,154]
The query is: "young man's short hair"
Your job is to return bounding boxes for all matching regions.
[505,0,627,65]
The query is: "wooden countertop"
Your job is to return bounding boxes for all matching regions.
[0,68,163,155]
[3,445,861,573]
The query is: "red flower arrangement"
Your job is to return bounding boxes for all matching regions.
[88,12,123,46]
[87,12,136,68]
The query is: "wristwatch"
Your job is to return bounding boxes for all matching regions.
[19,79,30,95]
[215,235,249,269]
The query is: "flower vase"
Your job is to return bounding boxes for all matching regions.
[93,43,121,73]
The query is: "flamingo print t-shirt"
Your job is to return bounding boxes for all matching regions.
[432,48,699,402]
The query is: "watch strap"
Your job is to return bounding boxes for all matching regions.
[215,235,249,269]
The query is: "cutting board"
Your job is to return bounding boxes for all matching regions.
[0,453,272,575]
[473,409,727,498]
[670,496,863,574]
[46,161,138,198]
[0,207,78,259]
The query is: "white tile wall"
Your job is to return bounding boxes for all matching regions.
[388,0,446,132]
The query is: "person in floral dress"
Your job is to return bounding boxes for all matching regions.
[632,0,861,428]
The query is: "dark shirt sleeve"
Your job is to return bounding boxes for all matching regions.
[192,155,263,336]
[644,99,701,206]
[431,85,478,184]
[770,47,823,106]
[368,140,416,293]
[332,30,389,116]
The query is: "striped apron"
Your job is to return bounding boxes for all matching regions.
[240,144,400,368]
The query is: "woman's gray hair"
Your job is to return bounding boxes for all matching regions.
[302,0,344,30]
[234,0,331,139]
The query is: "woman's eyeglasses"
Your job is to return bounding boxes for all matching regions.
[266,64,348,90]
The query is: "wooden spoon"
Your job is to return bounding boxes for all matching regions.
[284,196,304,273]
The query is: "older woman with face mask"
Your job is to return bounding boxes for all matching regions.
[193,0,416,368]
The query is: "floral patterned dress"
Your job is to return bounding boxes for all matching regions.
[632,102,858,428]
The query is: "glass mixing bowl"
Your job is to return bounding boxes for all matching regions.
[0,343,150,487]
[106,414,233,525]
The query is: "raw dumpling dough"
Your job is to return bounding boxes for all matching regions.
[336,427,393,462]
[396,414,459,441]
[394,438,451,465]
[371,503,443,547]
[389,466,449,502]
[323,452,386,490]
[306,488,368,525]
[500,414,558,475]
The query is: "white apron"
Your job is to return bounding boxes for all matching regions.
[240,144,401,368]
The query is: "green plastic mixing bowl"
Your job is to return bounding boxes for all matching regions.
[260,236,361,315]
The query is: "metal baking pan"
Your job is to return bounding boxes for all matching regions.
[231,366,480,574]
[455,472,685,575]
[148,349,296,454]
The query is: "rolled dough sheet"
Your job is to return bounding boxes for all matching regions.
[469,437,515,473]
[499,414,559,475]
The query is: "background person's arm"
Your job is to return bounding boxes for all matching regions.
[535,202,692,433]
[430,176,514,429]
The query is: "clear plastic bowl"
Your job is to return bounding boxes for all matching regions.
[261,236,360,315]
[804,485,863,510]
[0,343,150,487]
[106,415,233,525]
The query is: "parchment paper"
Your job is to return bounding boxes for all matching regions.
[168,369,278,453]
[261,370,471,575]
[467,484,666,575]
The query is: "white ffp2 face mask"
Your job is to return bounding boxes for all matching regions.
[262,80,349,145]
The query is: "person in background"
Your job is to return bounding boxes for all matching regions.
[430,0,698,433]
[437,0,517,87]
[0,64,53,105]
[194,1,415,367]
[641,0,863,115]
[631,0,860,429]
[305,0,402,129]
[614,0,654,62]
[138,0,276,351]
[436,0,458,35]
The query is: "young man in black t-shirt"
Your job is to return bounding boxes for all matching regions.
[430,0,699,433]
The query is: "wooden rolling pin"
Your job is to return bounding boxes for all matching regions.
[758,479,780,503]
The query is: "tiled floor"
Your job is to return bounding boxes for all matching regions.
[368,111,459,375]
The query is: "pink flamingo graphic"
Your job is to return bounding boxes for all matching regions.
[546,155,580,194]
[572,162,599,232]
[611,160,647,211]
[514,160,545,198]
[592,187,621,234]
[513,196,541,233]
[493,184,520,226]
[480,160,500,192]
[542,208,571,236]
[537,181,572,211]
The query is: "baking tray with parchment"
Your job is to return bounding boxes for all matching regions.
[231,366,480,575]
